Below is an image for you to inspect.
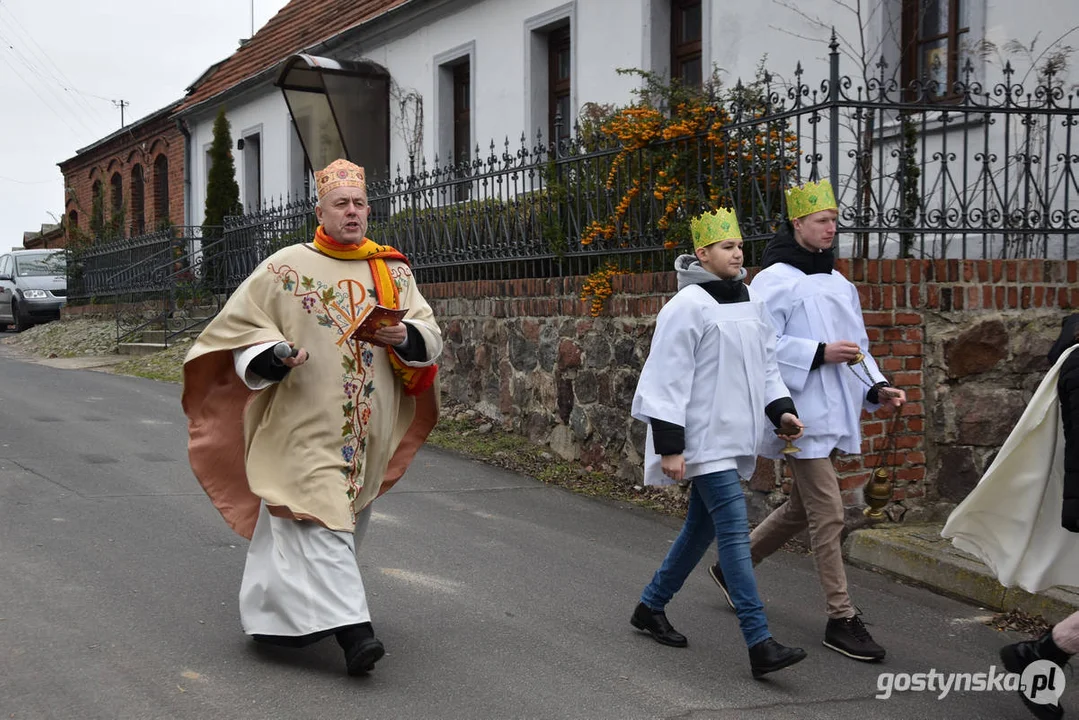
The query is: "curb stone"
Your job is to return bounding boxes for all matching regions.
[845,523,1079,624]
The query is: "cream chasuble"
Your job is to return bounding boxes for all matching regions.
[182,241,442,538]
[942,345,1079,592]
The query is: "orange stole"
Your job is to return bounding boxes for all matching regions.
[312,226,439,500]
[312,227,438,396]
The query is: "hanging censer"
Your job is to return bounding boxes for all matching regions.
[848,352,901,519]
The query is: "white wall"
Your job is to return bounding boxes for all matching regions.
[184,87,297,225]
[750,0,1079,92]
[179,0,1078,230]
[344,0,647,173]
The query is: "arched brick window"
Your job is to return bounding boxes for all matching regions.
[131,164,145,235]
[91,179,105,235]
[67,210,78,235]
[154,154,170,228]
[110,172,123,223]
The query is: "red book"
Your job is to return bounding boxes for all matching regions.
[350,304,408,347]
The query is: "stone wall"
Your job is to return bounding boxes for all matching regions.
[421,259,1078,523]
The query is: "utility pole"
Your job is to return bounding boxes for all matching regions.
[113,99,129,127]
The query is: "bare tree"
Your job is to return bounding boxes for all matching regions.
[390,80,424,174]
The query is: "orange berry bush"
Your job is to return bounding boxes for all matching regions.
[577,66,799,253]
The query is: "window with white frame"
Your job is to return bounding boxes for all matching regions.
[241,131,262,211]
[547,24,572,143]
[525,4,575,149]
[670,0,702,87]
[900,0,972,98]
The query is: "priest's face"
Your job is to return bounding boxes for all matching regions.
[316,187,370,245]
[696,238,744,279]
[792,209,837,252]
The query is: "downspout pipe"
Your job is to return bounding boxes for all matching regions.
[176,117,192,227]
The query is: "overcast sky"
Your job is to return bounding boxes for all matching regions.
[0,0,291,249]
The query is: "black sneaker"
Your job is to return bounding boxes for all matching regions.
[708,563,736,611]
[630,602,688,647]
[823,615,886,662]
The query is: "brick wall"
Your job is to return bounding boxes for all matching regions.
[421,258,1078,523]
[60,113,186,242]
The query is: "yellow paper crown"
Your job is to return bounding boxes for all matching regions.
[315,159,366,200]
[690,208,742,250]
[785,180,837,219]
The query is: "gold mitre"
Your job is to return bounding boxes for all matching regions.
[690,208,742,250]
[315,159,366,200]
[785,179,837,219]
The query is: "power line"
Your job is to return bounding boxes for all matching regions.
[0,0,109,123]
[0,52,84,137]
[0,175,58,185]
[0,29,98,135]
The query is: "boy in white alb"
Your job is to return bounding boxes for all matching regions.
[630,208,808,679]
[708,180,905,663]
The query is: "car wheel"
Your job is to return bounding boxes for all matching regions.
[12,301,28,333]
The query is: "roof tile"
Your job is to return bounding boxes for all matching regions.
[179,0,407,112]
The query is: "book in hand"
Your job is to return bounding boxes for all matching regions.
[350,304,408,347]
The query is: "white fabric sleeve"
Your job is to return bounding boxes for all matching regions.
[630,298,700,426]
[233,340,281,391]
[848,282,889,411]
[751,273,818,392]
[759,303,793,406]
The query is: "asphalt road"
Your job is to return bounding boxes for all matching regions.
[0,340,1056,719]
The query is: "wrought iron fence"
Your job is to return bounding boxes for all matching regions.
[221,38,1077,283]
[66,226,214,304]
[68,36,1078,333]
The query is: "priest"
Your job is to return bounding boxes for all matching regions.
[182,158,442,676]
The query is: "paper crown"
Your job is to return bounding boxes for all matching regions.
[690,208,742,250]
[785,179,837,219]
[315,159,366,200]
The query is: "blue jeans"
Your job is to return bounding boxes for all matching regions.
[640,469,770,648]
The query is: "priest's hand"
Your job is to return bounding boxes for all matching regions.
[373,322,408,347]
[878,386,906,409]
[777,413,804,440]
[283,347,309,368]
[823,340,861,363]
[661,453,685,482]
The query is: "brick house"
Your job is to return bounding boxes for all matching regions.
[57,101,185,245]
[21,223,64,250]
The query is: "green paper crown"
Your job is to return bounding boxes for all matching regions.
[690,208,742,250]
[785,180,838,219]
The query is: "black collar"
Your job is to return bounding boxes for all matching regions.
[760,223,835,275]
[699,278,749,304]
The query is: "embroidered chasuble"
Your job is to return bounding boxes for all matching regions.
[182,235,442,539]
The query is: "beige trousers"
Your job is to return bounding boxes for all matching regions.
[749,456,855,620]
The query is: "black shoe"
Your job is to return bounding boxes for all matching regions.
[630,602,687,647]
[823,615,886,662]
[337,623,386,676]
[749,637,807,678]
[708,563,736,611]
[1001,629,1069,720]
